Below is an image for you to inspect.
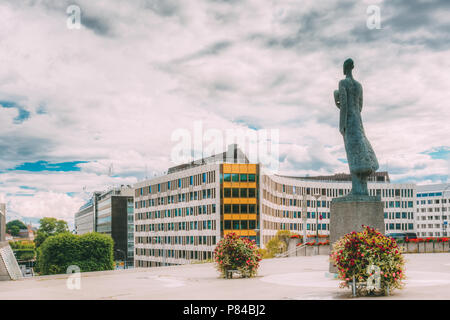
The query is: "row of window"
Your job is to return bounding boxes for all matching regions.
[136,219,216,232]
[417,224,446,229]
[384,212,414,219]
[221,173,257,183]
[223,204,257,214]
[223,220,257,230]
[386,223,414,231]
[418,207,449,212]
[135,188,217,209]
[417,198,449,205]
[135,204,217,221]
[262,176,414,198]
[417,215,448,220]
[137,171,217,197]
[263,220,329,231]
[135,235,217,246]
[222,188,257,198]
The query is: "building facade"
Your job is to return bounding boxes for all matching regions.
[260,172,416,244]
[415,183,450,237]
[74,186,135,264]
[133,146,417,268]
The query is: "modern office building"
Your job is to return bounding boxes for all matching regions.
[415,183,450,237]
[133,145,417,268]
[74,186,135,265]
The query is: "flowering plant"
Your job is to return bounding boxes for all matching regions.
[290,234,302,239]
[214,233,262,278]
[330,225,405,296]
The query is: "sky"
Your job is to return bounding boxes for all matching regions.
[0,0,449,228]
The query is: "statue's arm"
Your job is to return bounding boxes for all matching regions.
[338,81,347,111]
[338,80,347,135]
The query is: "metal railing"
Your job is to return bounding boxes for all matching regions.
[275,243,307,258]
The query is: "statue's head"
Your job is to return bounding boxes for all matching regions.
[343,58,354,75]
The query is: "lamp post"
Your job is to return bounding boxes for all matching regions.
[313,194,321,245]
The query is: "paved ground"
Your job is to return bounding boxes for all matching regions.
[1,253,450,299]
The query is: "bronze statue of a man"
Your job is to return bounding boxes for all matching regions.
[334,58,379,196]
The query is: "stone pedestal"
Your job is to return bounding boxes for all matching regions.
[329,195,385,273]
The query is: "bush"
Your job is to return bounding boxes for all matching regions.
[214,233,261,278]
[330,225,405,296]
[37,232,114,275]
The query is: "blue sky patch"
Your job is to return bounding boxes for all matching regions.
[12,160,89,172]
[420,146,450,160]
[0,100,30,123]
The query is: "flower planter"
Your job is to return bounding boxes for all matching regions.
[406,242,418,253]
[318,245,330,255]
[305,246,315,256]
[288,238,301,257]
[425,242,434,253]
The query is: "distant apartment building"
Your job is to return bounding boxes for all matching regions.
[133,145,417,268]
[74,186,135,264]
[415,184,450,237]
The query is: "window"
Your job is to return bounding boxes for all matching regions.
[224,174,231,182]
[248,174,256,182]
[240,174,247,182]
[233,220,240,230]
[202,173,206,183]
[232,188,239,198]
[248,188,256,198]
[241,220,248,229]
[248,204,256,213]
[232,174,239,182]
[249,220,256,229]
[190,176,193,185]
[240,188,248,198]
[240,204,248,213]
[224,204,231,213]
[224,220,231,229]
[232,204,239,213]
[224,188,231,197]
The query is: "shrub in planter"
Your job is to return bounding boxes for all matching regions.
[330,225,405,296]
[214,233,261,278]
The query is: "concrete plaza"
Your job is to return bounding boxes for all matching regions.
[1,253,449,300]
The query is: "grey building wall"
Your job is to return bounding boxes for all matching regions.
[0,203,6,242]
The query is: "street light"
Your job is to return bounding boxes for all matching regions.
[313,193,321,245]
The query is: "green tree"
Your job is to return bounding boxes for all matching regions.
[8,225,20,236]
[37,232,114,275]
[6,220,27,236]
[35,217,69,248]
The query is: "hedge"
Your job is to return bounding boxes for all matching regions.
[37,232,114,275]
